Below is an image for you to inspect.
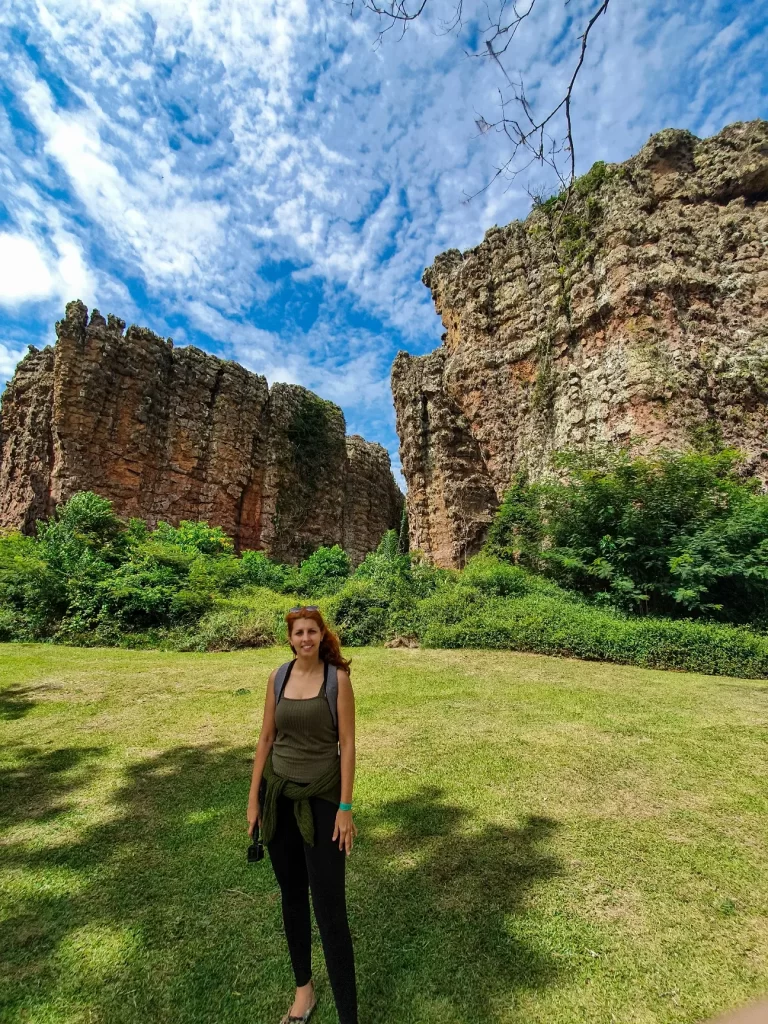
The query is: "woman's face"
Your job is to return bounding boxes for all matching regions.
[291,617,324,658]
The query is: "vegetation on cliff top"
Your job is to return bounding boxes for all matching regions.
[532,158,626,269]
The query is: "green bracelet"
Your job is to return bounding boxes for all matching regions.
[339,802,353,811]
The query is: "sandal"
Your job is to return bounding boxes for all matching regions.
[280,981,317,1023]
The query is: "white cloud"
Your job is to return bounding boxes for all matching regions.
[16,72,230,288]
[0,230,96,308]
[0,342,28,383]
[0,233,54,304]
[52,232,95,300]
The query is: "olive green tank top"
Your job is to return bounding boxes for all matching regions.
[272,670,341,786]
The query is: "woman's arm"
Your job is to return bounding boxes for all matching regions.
[247,668,277,834]
[333,668,358,854]
[337,668,355,804]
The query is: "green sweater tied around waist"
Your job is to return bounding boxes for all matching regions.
[260,749,341,847]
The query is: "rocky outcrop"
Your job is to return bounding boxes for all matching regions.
[0,301,403,561]
[342,434,405,565]
[392,120,768,567]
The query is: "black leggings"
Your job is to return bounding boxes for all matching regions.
[267,789,358,1024]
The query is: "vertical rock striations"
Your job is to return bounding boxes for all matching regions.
[342,435,405,565]
[392,120,768,567]
[0,301,403,562]
[0,345,56,533]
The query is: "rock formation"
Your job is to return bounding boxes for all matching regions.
[392,120,768,567]
[0,301,403,562]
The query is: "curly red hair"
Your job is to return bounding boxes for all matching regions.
[286,607,351,674]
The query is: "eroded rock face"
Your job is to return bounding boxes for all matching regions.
[392,120,768,567]
[0,301,403,561]
[342,434,405,565]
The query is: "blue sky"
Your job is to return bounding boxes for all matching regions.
[1,0,766,488]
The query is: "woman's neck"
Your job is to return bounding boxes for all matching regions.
[294,651,322,672]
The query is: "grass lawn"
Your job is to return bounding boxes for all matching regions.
[1,644,767,1024]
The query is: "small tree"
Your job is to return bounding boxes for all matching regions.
[298,545,351,595]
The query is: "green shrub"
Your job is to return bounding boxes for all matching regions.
[241,551,291,591]
[407,554,457,598]
[4,487,768,678]
[138,535,195,567]
[0,531,68,638]
[150,520,234,556]
[485,446,768,622]
[170,588,215,623]
[415,585,485,629]
[299,545,351,595]
[325,579,390,646]
[185,607,278,652]
[667,495,768,624]
[462,554,574,600]
[179,589,291,652]
[186,553,244,593]
[422,595,768,678]
[37,490,124,554]
[92,560,187,630]
[0,605,26,642]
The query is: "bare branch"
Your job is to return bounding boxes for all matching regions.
[361,0,433,22]
[349,0,613,195]
[563,0,611,182]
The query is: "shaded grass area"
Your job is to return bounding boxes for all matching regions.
[1,645,767,1023]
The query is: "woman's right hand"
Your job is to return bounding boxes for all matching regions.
[247,800,262,838]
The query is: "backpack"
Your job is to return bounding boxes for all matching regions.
[274,659,339,734]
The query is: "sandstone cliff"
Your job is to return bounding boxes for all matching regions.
[392,120,768,567]
[0,301,403,562]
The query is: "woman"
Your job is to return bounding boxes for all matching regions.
[248,605,359,1024]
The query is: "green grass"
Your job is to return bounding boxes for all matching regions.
[1,645,767,1024]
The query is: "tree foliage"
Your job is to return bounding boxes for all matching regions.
[484,446,768,623]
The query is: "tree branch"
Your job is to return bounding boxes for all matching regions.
[349,0,613,194]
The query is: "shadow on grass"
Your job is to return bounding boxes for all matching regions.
[0,684,42,721]
[0,744,109,829]
[1,744,564,1024]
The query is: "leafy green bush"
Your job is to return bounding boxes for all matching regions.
[324,579,390,646]
[183,607,277,652]
[0,496,267,643]
[241,550,290,591]
[667,495,768,624]
[0,605,26,642]
[92,560,185,629]
[0,531,67,638]
[422,595,768,678]
[298,544,351,595]
[177,589,291,652]
[38,490,125,554]
[415,585,484,629]
[334,533,453,642]
[150,520,234,556]
[4,488,768,678]
[485,446,768,622]
[461,554,574,600]
[186,553,244,594]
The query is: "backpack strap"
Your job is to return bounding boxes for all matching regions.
[325,663,339,734]
[274,660,295,704]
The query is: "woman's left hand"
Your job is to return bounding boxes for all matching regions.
[332,809,358,855]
